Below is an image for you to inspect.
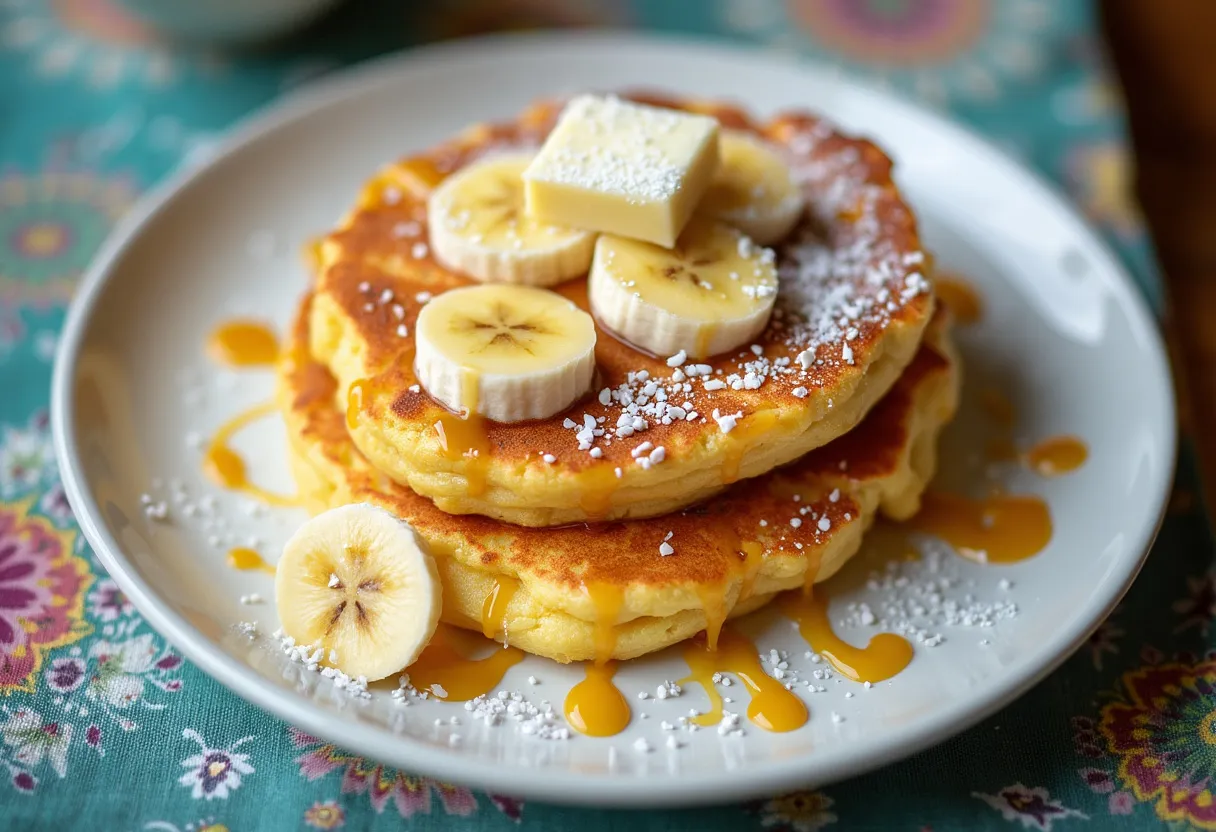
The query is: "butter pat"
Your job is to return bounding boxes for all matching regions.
[523,95,720,247]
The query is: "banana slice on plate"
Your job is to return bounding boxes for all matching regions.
[275,503,442,682]
[589,218,778,360]
[699,131,805,245]
[428,153,596,286]
[414,284,597,422]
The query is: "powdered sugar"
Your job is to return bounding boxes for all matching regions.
[539,119,928,465]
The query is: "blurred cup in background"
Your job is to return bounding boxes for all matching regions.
[113,0,342,45]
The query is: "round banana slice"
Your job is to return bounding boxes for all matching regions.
[428,153,596,286]
[275,503,442,682]
[699,131,805,245]
[589,218,778,360]
[414,284,597,422]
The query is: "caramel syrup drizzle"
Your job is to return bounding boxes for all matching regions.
[407,625,524,701]
[1025,435,1088,477]
[681,628,808,732]
[203,402,299,507]
[346,350,491,499]
[207,320,280,367]
[226,547,275,575]
[778,590,912,684]
[980,388,1088,476]
[721,410,782,485]
[564,583,631,737]
[480,576,520,642]
[908,492,1053,564]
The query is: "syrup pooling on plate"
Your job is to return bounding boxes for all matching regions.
[1026,435,1088,476]
[226,546,275,575]
[682,628,808,732]
[203,402,299,507]
[207,320,280,367]
[977,388,1089,475]
[564,662,631,737]
[406,625,524,701]
[777,590,913,683]
[908,493,1053,563]
[480,576,520,641]
[203,322,298,506]
[913,364,1084,561]
[563,582,632,736]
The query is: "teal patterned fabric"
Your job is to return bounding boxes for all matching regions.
[0,0,1203,829]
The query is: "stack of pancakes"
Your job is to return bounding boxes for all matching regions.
[279,95,960,663]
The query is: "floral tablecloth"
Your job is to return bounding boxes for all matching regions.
[0,1,1205,829]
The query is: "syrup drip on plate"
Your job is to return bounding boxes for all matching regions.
[207,320,280,367]
[564,583,631,737]
[203,402,299,507]
[226,547,275,575]
[1025,435,1088,477]
[407,625,524,701]
[564,661,631,737]
[908,492,1053,563]
[934,274,983,325]
[978,388,1088,476]
[778,590,913,683]
[681,628,808,732]
[480,576,520,642]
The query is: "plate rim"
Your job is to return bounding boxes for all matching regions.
[50,30,1177,807]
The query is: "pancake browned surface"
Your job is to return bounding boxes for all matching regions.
[310,94,936,527]
[282,293,959,662]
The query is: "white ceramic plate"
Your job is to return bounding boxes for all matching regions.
[52,33,1174,807]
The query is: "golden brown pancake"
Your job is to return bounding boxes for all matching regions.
[282,293,959,663]
[310,94,936,527]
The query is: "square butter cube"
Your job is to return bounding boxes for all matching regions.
[523,95,720,247]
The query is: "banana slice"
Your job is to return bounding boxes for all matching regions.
[428,153,596,286]
[699,131,804,245]
[589,218,778,359]
[414,284,597,422]
[275,503,441,682]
